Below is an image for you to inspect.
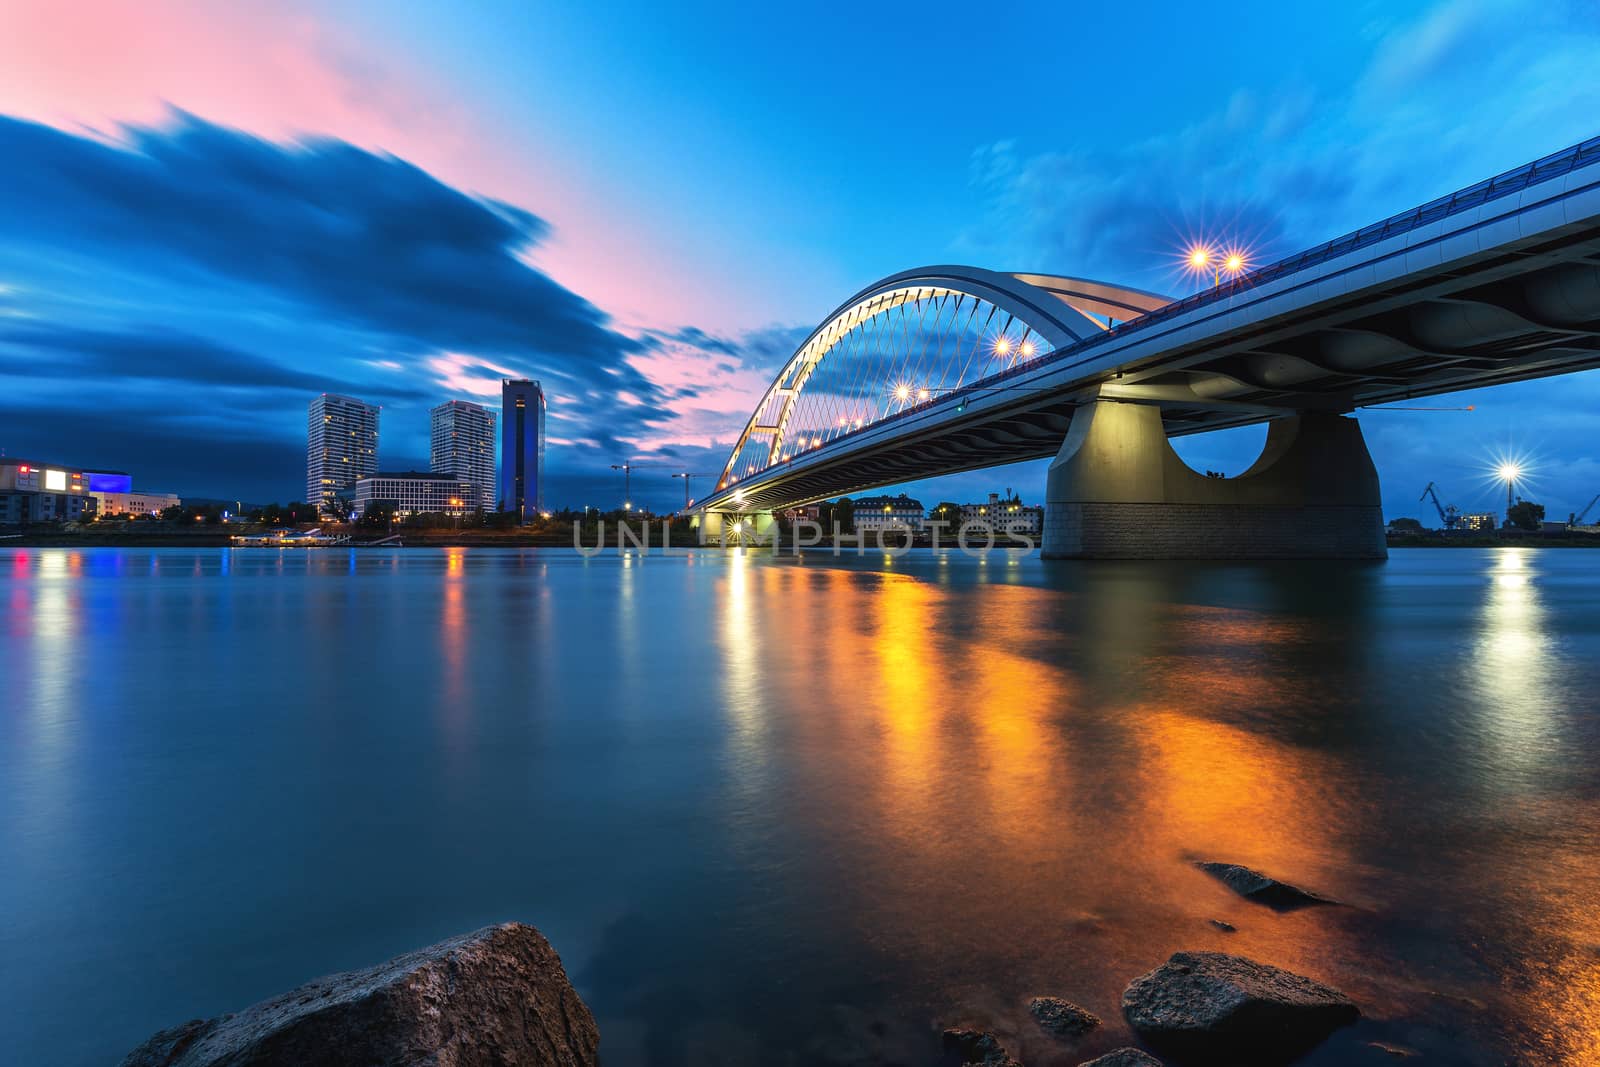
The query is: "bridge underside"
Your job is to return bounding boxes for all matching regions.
[713,251,1600,516]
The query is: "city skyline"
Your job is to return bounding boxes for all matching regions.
[2,2,1598,518]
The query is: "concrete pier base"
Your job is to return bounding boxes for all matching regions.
[696,510,775,546]
[1042,400,1386,560]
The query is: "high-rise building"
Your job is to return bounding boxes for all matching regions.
[498,379,545,519]
[430,400,497,511]
[307,394,379,512]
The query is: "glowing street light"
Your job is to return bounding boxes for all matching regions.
[1185,240,1252,288]
[893,383,911,402]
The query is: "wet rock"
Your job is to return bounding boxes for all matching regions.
[1077,1049,1164,1067]
[120,922,598,1067]
[1028,995,1100,1037]
[942,1027,1018,1065]
[1208,919,1237,933]
[1369,1041,1418,1058]
[1195,861,1340,911]
[1121,950,1358,1063]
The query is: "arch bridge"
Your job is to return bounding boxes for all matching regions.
[697,135,1600,558]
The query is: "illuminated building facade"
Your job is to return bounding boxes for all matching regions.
[498,378,545,520]
[961,493,1043,536]
[352,472,476,518]
[0,459,98,523]
[853,493,924,533]
[430,400,496,512]
[93,490,182,517]
[307,394,380,512]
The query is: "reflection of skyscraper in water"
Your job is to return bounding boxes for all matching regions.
[498,379,545,520]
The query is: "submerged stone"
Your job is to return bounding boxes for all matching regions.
[1121,950,1358,1062]
[1195,861,1340,911]
[119,922,598,1067]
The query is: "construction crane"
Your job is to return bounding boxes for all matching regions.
[1570,493,1599,528]
[670,472,716,511]
[1420,482,1462,530]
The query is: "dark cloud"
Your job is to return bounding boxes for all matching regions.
[0,112,676,420]
[0,322,427,401]
[657,326,740,357]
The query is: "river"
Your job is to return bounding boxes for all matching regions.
[3,546,1598,1065]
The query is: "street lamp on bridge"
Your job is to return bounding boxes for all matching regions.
[1184,241,1252,289]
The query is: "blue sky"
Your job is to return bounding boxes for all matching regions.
[2,0,1597,517]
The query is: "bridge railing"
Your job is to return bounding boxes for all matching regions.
[714,134,1600,500]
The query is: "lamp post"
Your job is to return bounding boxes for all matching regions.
[1499,463,1521,525]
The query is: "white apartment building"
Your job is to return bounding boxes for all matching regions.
[307,394,380,511]
[430,400,496,511]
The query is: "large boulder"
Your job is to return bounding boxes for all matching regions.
[120,922,598,1067]
[1121,951,1357,1063]
[1194,862,1338,911]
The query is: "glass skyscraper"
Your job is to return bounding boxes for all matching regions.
[498,379,545,519]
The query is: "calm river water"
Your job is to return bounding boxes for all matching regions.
[3,546,1599,1065]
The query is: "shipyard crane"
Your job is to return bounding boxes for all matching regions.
[1420,482,1462,530]
[1570,493,1599,528]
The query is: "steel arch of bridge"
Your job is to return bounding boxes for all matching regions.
[716,266,1169,493]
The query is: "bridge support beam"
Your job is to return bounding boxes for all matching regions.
[1042,399,1386,560]
[696,510,776,546]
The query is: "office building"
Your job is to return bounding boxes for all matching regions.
[307,394,379,512]
[430,400,496,511]
[0,459,98,523]
[499,379,545,520]
[93,489,182,517]
[352,472,477,519]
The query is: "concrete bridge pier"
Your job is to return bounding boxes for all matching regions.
[694,510,776,546]
[1041,399,1386,560]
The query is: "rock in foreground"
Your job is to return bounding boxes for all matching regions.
[120,922,598,1067]
[1078,1049,1163,1067]
[1122,951,1357,1063]
[942,1027,1018,1066]
[1028,995,1100,1037]
[1195,862,1339,911]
